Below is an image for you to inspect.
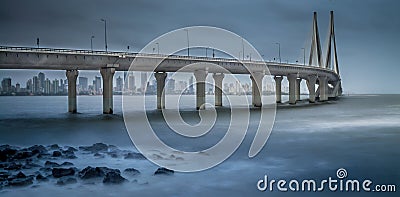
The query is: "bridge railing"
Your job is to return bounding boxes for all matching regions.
[0,46,337,74]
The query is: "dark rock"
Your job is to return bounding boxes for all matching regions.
[4,162,22,170]
[79,143,108,153]
[13,151,34,160]
[52,168,75,178]
[23,161,42,169]
[61,162,73,166]
[56,177,77,185]
[8,177,33,187]
[65,146,78,152]
[62,149,77,159]
[124,152,146,160]
[154,167,174,175]
[16,171,26,178]
[49,144,60,150]
[93,153,104,158]
[0,148,18,162]
[45,161,60,167]
[124,168,140,176]
[27,145,47,155]
[39,167,52,172]
[36,174,48,181]
[103,172,127,184]
[52,151,62,157]
[78,166,119,179]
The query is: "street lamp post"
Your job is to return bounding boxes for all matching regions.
[36,38,40,48]
[184,29,189,57]
[100,19,108,52]
[275,42,281,63]
[90,36,95,52]
[301,48,305,66]
[156,43,159,54]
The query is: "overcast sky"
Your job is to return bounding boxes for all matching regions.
[1,0,399,93]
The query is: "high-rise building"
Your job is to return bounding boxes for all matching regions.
[33,76,39,94]
[53,79,59,94]
[38,72,45,93]
[128,75,135,92]
[26,79,32,93]
[141,72,147,93]
[44,78,51,94]
[166,78,175,94]
[16,83,21,92]
[189,76,194,94]
[1,78,12,93]
[93,76,102,94]
[79,77,88,91]
[116,76,123,91]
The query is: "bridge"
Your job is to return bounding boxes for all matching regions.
[0,11,342,114]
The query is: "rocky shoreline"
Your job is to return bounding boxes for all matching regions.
[0,143,174,189]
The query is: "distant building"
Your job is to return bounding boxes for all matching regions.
[38,72,45,93]
[79,77,88,91]
[1,78,12,94]
[26,79,32,93]
[128,75,135,92]
[15,83,21,92]
[166,78,175,94]
[93,76,102,94]
[116,76,123,92]
[141,72,147,93]
[33,76,39,94]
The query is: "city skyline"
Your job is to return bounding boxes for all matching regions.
[1,0,400,93]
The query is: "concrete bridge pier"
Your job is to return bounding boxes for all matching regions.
[212,73,224,106]
[250,72,264,107]
[318,76,328,102]
[274,76,283,103]
[287,74,297,104]
[155,72,167,109]
[306,75,317,103]
[100,67,115,114]
[194,70,208,110]
[66,69,79,113]
[295,78,302,101]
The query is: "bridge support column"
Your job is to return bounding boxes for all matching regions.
[100,67,115,114]
[274,76,283,103]
[296,78,302,101]
[155,72,167,109]
[306,75,317,103]
[194,70,207,110]
[212,73,224,106]
[66,70,79,113]
[318,76,328,102]
[287,74,297,104]
[250,72,264,107]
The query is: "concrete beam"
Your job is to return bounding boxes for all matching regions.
[212,73,224,106]
[66,69,79,113]
[306,75,318,103]
[287,74,297,104]
[274,76,283,103]
[100,67,115,114]
[295,78,302,101]
[155,72,167,109]
[250,72,264,107]
[318,76,328,102]
[194,70,207,110]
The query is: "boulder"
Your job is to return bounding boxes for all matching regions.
[0,147,18,162]
[78,166,119,179]
[52,167,75,178]
[154,167,174,175]
[45,161,60,167]
[36,173,49,181]
[79,143,108,153]
[52,151,62,157]
[56,177,77,185]
[124,152,146,160]
[103,172,127,184]
[124,168,140,176]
